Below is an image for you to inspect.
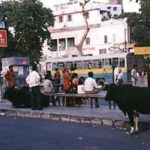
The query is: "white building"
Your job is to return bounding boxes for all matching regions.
[41,0,130,66]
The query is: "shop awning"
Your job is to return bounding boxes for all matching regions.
[134,47,150,55]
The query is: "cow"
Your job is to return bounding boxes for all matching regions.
[105,84,150,134]
[3,86,50,108]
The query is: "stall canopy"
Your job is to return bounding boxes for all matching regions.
[134,47,150,55]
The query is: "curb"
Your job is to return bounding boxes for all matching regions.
[1,108,150,130]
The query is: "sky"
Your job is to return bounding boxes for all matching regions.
[40,0,140,12]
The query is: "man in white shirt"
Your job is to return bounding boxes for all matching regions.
[84,72,102,108]
[26,64,42,110]
[114,66,119,84]
[42,74,56,106]
[131,64,138,86]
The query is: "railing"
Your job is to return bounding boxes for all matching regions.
[41,91,110,108]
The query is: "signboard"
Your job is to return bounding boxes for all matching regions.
[0,29,7,47]
[134,47,150,55]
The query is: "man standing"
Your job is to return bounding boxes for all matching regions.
[131,64,138,86]
[5,65,16,88]
[54,68,61,92]
[26,64,42,110]
[114,66,119,84]
[84,72,102,108]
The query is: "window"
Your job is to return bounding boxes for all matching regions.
[104,59,111,67]
[86,37,90,45]
[67,15,72,21]
[99,49,106,54]
[75,61,83,69]
[57,62,64,70]
[51,39,57,51]
[59,39,66,51]
[84,61,92,69]
[104,35,108,43]
[46,62,51,71]
[67,38,75,47]
[52,63,57,70]
[93,60,102,68]
[113,58,119,67]
[120,58,125,67]
[113,7,117,11]
[59,16,63,22]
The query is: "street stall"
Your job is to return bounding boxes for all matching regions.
[134,47,150,87]
[1,57,29,87]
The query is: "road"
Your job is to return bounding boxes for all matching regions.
[0,116,150,150]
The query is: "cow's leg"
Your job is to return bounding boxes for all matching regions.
[127,110,135,134]
[134,110,139,133]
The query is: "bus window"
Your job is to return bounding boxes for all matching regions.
[57,62,64,70]
[104,59,111,68]
[112,58,118,67]
[46,62,51,71]
[75,61,83,69]
[84,61,92,69]
[65,62,72,70]
[98,61,102,68]
[120,58,125,67]
[52,63,57,70]
[102,59,105,68]
[93,60,98,68]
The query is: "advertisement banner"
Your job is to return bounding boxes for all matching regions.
[0,29,7,47]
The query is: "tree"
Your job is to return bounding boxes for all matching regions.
[75,0,90,56]
[0,0,54,64]
[121,0,150,46]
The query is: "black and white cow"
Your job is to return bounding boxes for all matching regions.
[3,86,50,108]
[105,84,150,134]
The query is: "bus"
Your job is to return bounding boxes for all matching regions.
[45,52,145,83]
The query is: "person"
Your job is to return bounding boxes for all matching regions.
[54,68,61,92]
[46,70,52,81]
[70,73,78,94]
[77,76,85,94]
[63,66,71,93]
[26,64,42,110]
[77,76,86,105]
[84,72,102,108]
[69,73,78,106]
[139,65,147,87]
[117,69,123,85]
[131,64,138,86]
[88,63,92,69]
[114,65,119,84]
[62,66,71,106]
[42,74,56,106]
[5,65,16,88]
[43,74,54,93]
[4,65,16,107]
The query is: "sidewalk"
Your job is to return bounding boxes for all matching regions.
[0,99,150,130]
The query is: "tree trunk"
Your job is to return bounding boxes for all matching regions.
[75,0,90,56]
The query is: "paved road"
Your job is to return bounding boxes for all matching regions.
[0,116,150,150]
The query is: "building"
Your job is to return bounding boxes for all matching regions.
[41,0,130,71]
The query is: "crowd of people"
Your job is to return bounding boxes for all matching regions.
[3,63,147,110]
[113,64,147,87]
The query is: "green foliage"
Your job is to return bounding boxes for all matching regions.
[0,0,54,64]
[121,0,150,46]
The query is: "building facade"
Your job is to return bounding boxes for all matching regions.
[41,0,129,70]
